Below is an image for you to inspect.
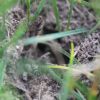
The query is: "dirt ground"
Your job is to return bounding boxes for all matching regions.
[5,0,100,100]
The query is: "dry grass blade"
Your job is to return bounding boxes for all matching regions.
[49,58,100,79]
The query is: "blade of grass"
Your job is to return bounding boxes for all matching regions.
[56,47,80,64]
[26,0,31,22]
[58,42,75,100]
[0,0,46,91]
[0,0,46,51]
[69,42,74,65]
[24,28,88,45]
[9,20,27,44]
[48,65,93,78]
[29,0,46,22]
[51,0,61,31]
[88,21,100,34]
[43,42,80,64]
[0,19,27,58]
[74,0,91,7]
[0,0,17,15]
[16,57,63,84]
[0,25,6,41]
[67,0,74,30]
[76,81,90,99]
[0,0,46,58]
[0,57,7,88]
[73,89,86,100]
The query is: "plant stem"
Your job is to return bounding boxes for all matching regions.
[88,22,100,34]
[67,0,74,30]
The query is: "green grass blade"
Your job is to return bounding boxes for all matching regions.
[90,0,100,17]
[26,0,31,22]
[67,0,74,30]
[0,19,27,58]
[0,0,46,50]
[43,42,79,64]
[73,90,86,100]
[0,0,17,15]
[76,81,89,98]
[59,42,75,100]
[29,0,46,21]
[51,0,60,31]
[69,42,74,65]
[0,0,46,57]
[9,20,27,44]
[88,21,100,34]
[58,47,80,64]
[1,20,27,50]
[24,28,88,45]
[16,57,63,84]
[0,58,6,88]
